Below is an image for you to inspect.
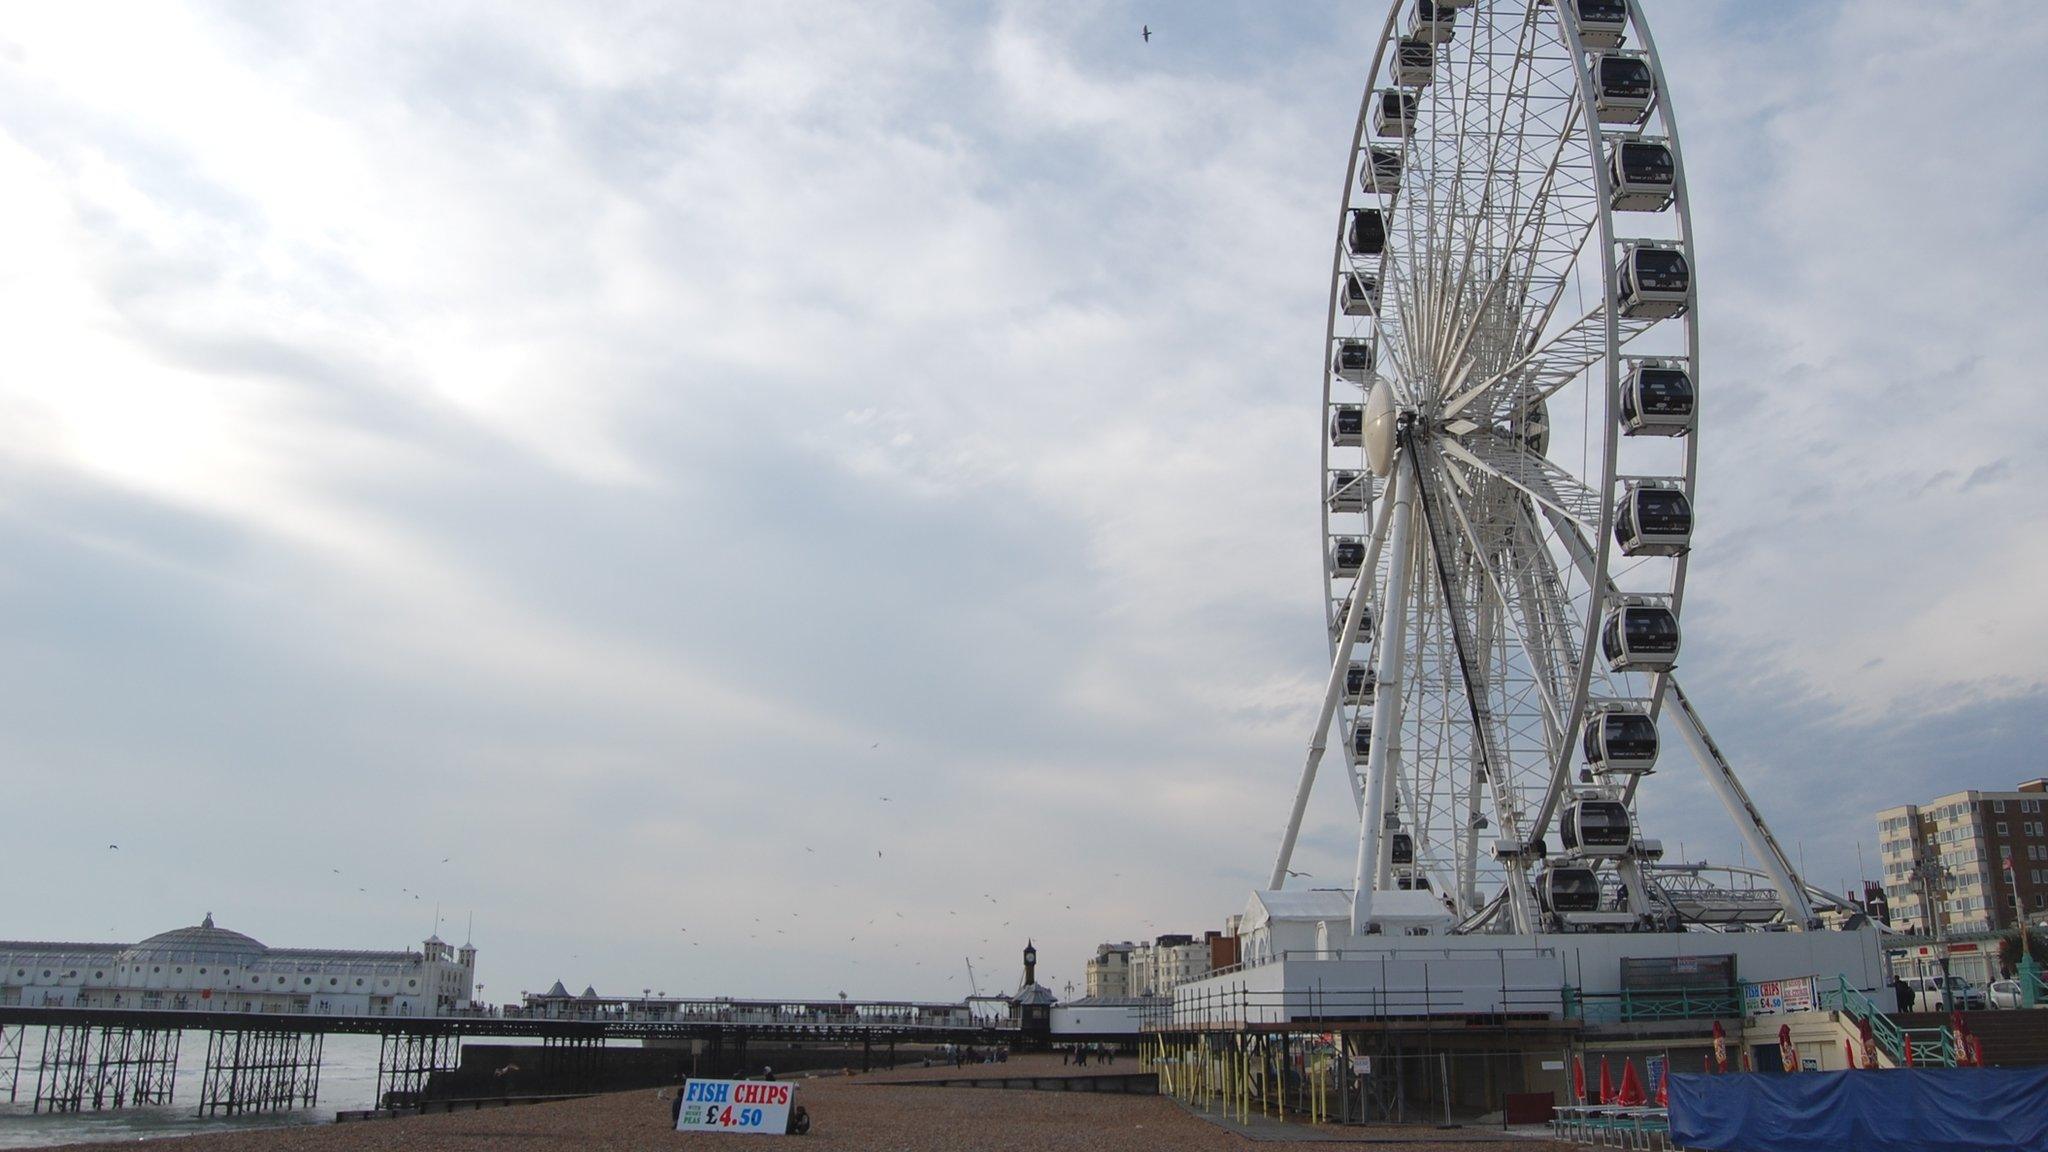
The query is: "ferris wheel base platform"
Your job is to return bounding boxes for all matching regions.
[1155,920,1889,1033]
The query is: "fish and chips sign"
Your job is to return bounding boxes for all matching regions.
[1742,976,1817,1017]
[675,1078,794,1134]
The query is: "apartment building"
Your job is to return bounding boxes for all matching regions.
[1877,778,2048,938]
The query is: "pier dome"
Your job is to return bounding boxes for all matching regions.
[121,913,267,965]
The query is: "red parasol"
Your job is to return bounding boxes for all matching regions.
[1573,1055,1587,1104]
[1656,1063,1670,1107]
[1599,1055,1615,1104]
[1617,1058,1646,1106]
[1902,1034,1914,1067]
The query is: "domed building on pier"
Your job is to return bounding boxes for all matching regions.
[0,913,476,1017]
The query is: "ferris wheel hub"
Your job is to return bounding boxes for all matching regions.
[1363,379,1400,477]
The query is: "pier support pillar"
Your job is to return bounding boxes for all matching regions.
[1,1023,20,1103]
[375,1031,455,1109]
[200,1029,323,1116]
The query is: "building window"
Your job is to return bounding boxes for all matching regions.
[1999,823,2009,835]
[1996,800,2008,813]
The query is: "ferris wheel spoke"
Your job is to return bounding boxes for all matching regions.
[1439,300,1656,423]
[1432,31,1595,382]
[1438,434,1606,532]
[1432,475,1568,740]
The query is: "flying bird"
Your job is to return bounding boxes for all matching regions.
[1142,25,1151,42]
[1285,869,1313,879]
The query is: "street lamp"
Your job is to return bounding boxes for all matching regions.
[1912,857,1959,997]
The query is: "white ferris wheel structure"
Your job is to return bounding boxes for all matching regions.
[1269,0,1841,938]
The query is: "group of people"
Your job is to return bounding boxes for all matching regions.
[1060,1044,1118,1067]
[949,1044,1009,1066]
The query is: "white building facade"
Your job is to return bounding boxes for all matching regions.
[0,914,476,1017]
[1084,943,1134,998]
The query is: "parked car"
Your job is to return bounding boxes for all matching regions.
[1903,974,1988,1011]
[1989,979,2025,1010]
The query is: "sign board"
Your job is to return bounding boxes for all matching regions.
[1742,976,1817,1016]
[1352,1056,1372,1075]
[675,1079,794,1134]
[1541,1060,1565,1071]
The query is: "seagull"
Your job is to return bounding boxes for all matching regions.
[877,850,883,859]
[1142,24,1151,42]
[871,742,880,749]
[108,844,119,850]
[879,797,892,803]
[442,858,451,864]
[1285,869,1313,879]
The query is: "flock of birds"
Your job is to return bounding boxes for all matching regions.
[95,736,1163,998]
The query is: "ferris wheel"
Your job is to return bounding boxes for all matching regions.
[1269,0,1817,936]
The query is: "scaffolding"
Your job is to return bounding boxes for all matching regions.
[1148,1028,1536,1127]
[198,1029,323,1116]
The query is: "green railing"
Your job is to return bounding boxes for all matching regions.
[2017,958,2048,1009]
[1570,985,1742,1023]
[1825,976,1956,1068]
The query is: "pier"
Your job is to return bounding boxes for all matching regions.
[0,997,1016,1116]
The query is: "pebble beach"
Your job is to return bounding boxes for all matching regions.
[38,1060,1583,1152]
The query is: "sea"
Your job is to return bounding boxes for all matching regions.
[0,1029,553,1149]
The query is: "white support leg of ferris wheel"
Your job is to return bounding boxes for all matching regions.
[1665,677,1819,927]
[1270,492,1395,891]
[1542,507,1817,928]
[1352,449,1418,936]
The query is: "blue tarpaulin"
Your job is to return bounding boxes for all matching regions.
[1668,1068,2048,1151]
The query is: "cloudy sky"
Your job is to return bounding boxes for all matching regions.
[2,0,2043,1002]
